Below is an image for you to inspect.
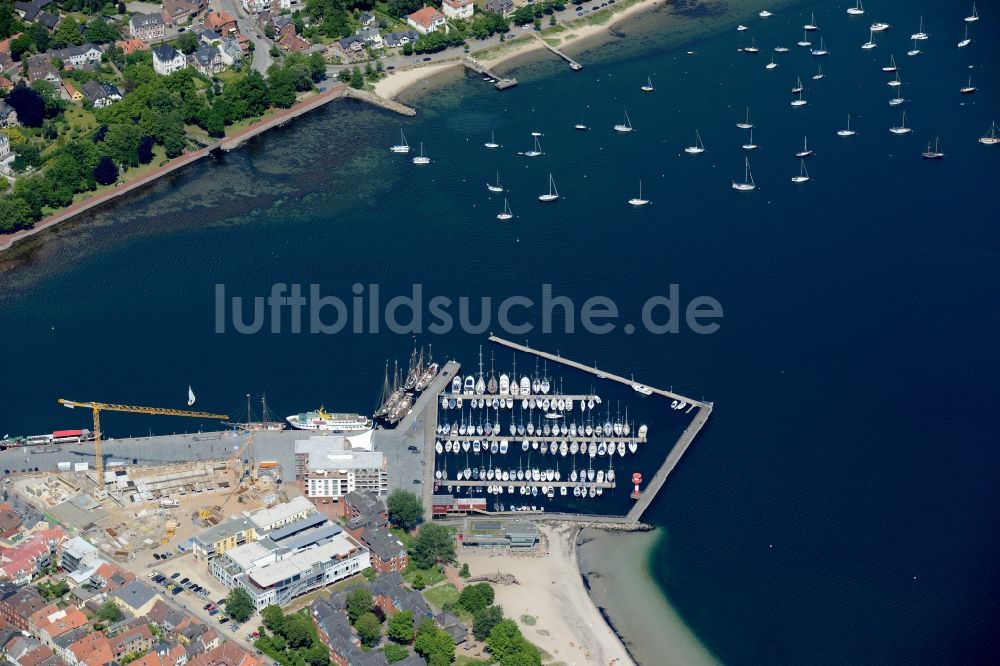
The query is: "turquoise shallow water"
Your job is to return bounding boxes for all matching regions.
[2,1,999,664]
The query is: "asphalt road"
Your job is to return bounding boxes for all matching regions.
[212,0,274,74]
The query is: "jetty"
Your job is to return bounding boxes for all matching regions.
[463,57,518,89]
[534,34,583,70]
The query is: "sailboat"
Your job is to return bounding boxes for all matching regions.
[774,45,789,53]
[804,12,818,31]
[187,386,196,407]
[574,120,589,131]
[732,157,756,191]
[965,3,979,22]
[838,114,856,137]
[766,54,778,69]
[627,181,650,206]
[796,136,813,157]
[958,25,972,48]
[812,64,825,80]
[862,30,877,49]
[911,16,928,40]
[684,130,706,154]
[640,76,654,92]
[888,71,901,87]
[759,10,772,18]
[742,129,758,150]
[811,37,829,56]
[523,135,543,157]
[390,129,410,153]
[497,198,512,220]
[889,86,906,106]
[538,174,559,202]
[871,21,889,32]
[960,76,976,94]
[790,90,807,107]
[412,142,430,164]
[744,37,759,54]
[922,138,944,159]
[882,54,897,72]
[798,30,811,47]
[736,106,753,129]
[614,109,633,133]
[979,121,999,145]
[890,111,912,134]
[847,0,864,16]
[484,131,499,149]
[791,159,810,183]
[907,39,922,56]
[487,172,503,193]
[792,76,804,93]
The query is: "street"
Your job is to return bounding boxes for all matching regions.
[212,0,274,74]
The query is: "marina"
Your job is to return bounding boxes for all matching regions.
[463,57,519,89]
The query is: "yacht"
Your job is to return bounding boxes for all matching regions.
[804,12,818,30]
[798,30,812,48]
[792,76,804,93]
[744,37,759,54]
[488,172,503,193]
[862,30,877,49]
[759,10,772,18]
[451,376,461,394]
[965,3,978,22]
[811,37,829,56]
[889,87,906,106]
[614,109,633,133]
[484,131,499,149]
[497,199,513,221]
[911,17,928,41]
[631,383,653,395]
[627,180,651,206]
[812,65,825,80]
[791,159,810,183]
[523,135,543,157]
[979,121,999,145]
[890,111,912,134]
[958,26,972,48]
[882,54,897,72]
[641,76,654,92]
[390,129,410,153]
[774,46,789,53]
[796,136,813,158]
[685,130,706,154]
[871,21,889,32]
[574,122,589,130]
[907,39,921,56]
[737,106,753,129]
[847,1,864,16]
[737,25,748,32]
[922,138,944,159]
[837,113,856,136]
[742,129,758,150]
[412,142,430,165]
[960,76,977,94]
[766,54,778,70]
[790,90,807,107]
[888,71,901,87]
[732,157,756,191]
[538,174,560,202]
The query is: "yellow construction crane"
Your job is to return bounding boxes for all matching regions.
[57,399,228,491]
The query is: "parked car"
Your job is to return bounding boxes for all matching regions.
[219,617,229,624]
[171,572,181,579]
[203,603,212,610]
[172,587,183,595]
[209,609,220,616]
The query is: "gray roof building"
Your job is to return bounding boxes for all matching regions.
[152,43,181,63]
[113,580,159,611]
[36,10,58,30]
[14,0,53,22]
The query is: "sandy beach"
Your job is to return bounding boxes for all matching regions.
[459,522,635,666]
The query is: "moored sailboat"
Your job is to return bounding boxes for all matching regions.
[684,130,706,154]
[614,109,634,133]
[732,157,756,191]
[390,129,410,153]
[628,180,650,206]
[791,159,810,183]
[497,198,513,221]
[922,137,944,159]
[538,174,560,202]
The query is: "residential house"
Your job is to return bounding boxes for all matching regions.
[112,580,161,617]
[277,32,309,53]
[26,60,60,86]
[59,536,98,572]
[13,0,53,22]
[82,80,122,108]
[0,134,10,161]
[152,44,187,75]
[384,30,420,48]
[0,75,13,92]
[241,0,270,13]
[359,12,376,29]
[190,516,257,562]
[204,11,238,37]
[90,562,136,592]
[3,635,43,665]
[35,11,58,31]
[116,38,150,56]
[333,35,364,57]
[147,599,195,634]
[342,491,386,522]
[0,586,46,630]
[34,607,88,647]
[13,643,54,666]
[369,572,432,619]
[185,642,260,666]
[130,13,166,42]
[248,496,313,532]
[271,16,295,38]
[111,623,153,660]
[272,0,302,10]
[435,612,468,645]
[357,28,383,49]
[47,44,103,67]
[441,0,473,20]
[407,7,446,35]
[60,80,82,102]
[180,623,219,656]
[358,526,407,573]
[485,0,513,15]
[0,502,22,539]
[218,38,243,67]
[66,632,113,666]
[198,29,221,45]
[1,527,67,583]
[51,625,88,661]
[190,44,223,75]
[161,0,207,26]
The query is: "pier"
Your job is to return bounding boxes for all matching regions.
[441,480,614,489]
[534,34,583,70]
[463,57,518,89]
[441,393,599,402]
[488,336,710,408]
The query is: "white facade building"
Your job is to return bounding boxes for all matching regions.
[152,44,186,75]
[442,0,473,20]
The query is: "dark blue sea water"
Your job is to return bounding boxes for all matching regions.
[2,1,999,663]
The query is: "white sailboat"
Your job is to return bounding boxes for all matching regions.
[732,157,756,191]
[847,0,864,16]
[759,10,772,18]
[538,174,559,202]
[812,64,825,80]
[965,3,979,22]
[882,54,897,72]
[979,121,999,145]
[641,76,654,92]
[837,114,856,137]
[684,130,706,154]
[628,180,650,206]
[798,30,811,47]
[574,121,589,130]
[960,76,976,94]
[791,159,810,183]
[922,137,944,159]
[871,21,889,32]
[795,136,813,157]
[390,129,410,153]
[907,39,921,56]
[497,198,513,221]
[766,54,778,70]
[790,90,807,107]
[890,111,912,134]
[862,29,877,49]
[792,76,804,93]
[412,142,430,165]
[484,131,499,149]
[187,386,196,406]
[911,16,928,41]
[742,129,758,150]
[744,37,759,54]
[614,109,633,133]
[487,171,503,193]
[737,106,753,129]
[958,25,972,48]
[523,135,543,157]
[804,12,818,31]
[811,37,829,56]
[775,46,789,53]
[888,71,901,87]
[889,86,906,106]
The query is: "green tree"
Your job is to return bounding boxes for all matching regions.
[346,587,373,624]
[225,587,254,623]
[472,605,503,641]
[387,489,423,530]
[8,32,33,60]
[387,0,422,18]
[53,16,84,47]
[355,612,381,648]
[486,619,540,666]
[85,18,120,44]
[96,600,124,622]
[383,643,409,664]
[0,2,19,40]
[270,635,286,652]
[349,66,363,89]
[100,123,143,167]
[138,136,155,164]
[261,605,286,635]
[412,523,455,569]
[6,84,45,127]
[176,31,199,54]
[387,610,414,644]
[414,619,454,665]
[362,567,377,582]
[411,572,425,590]
[459,563,470,578]
[458,582,494,614]
[304,643,330,666]
[31,23,49,51]
[93,155,117,185]
[283,612,315,649]
[0,198,33,232]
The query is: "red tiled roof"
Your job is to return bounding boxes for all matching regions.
[408,6,445,28]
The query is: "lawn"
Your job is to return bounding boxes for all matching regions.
[455,657,492,666]
[402,564,445,588]
[422,583,460,610]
